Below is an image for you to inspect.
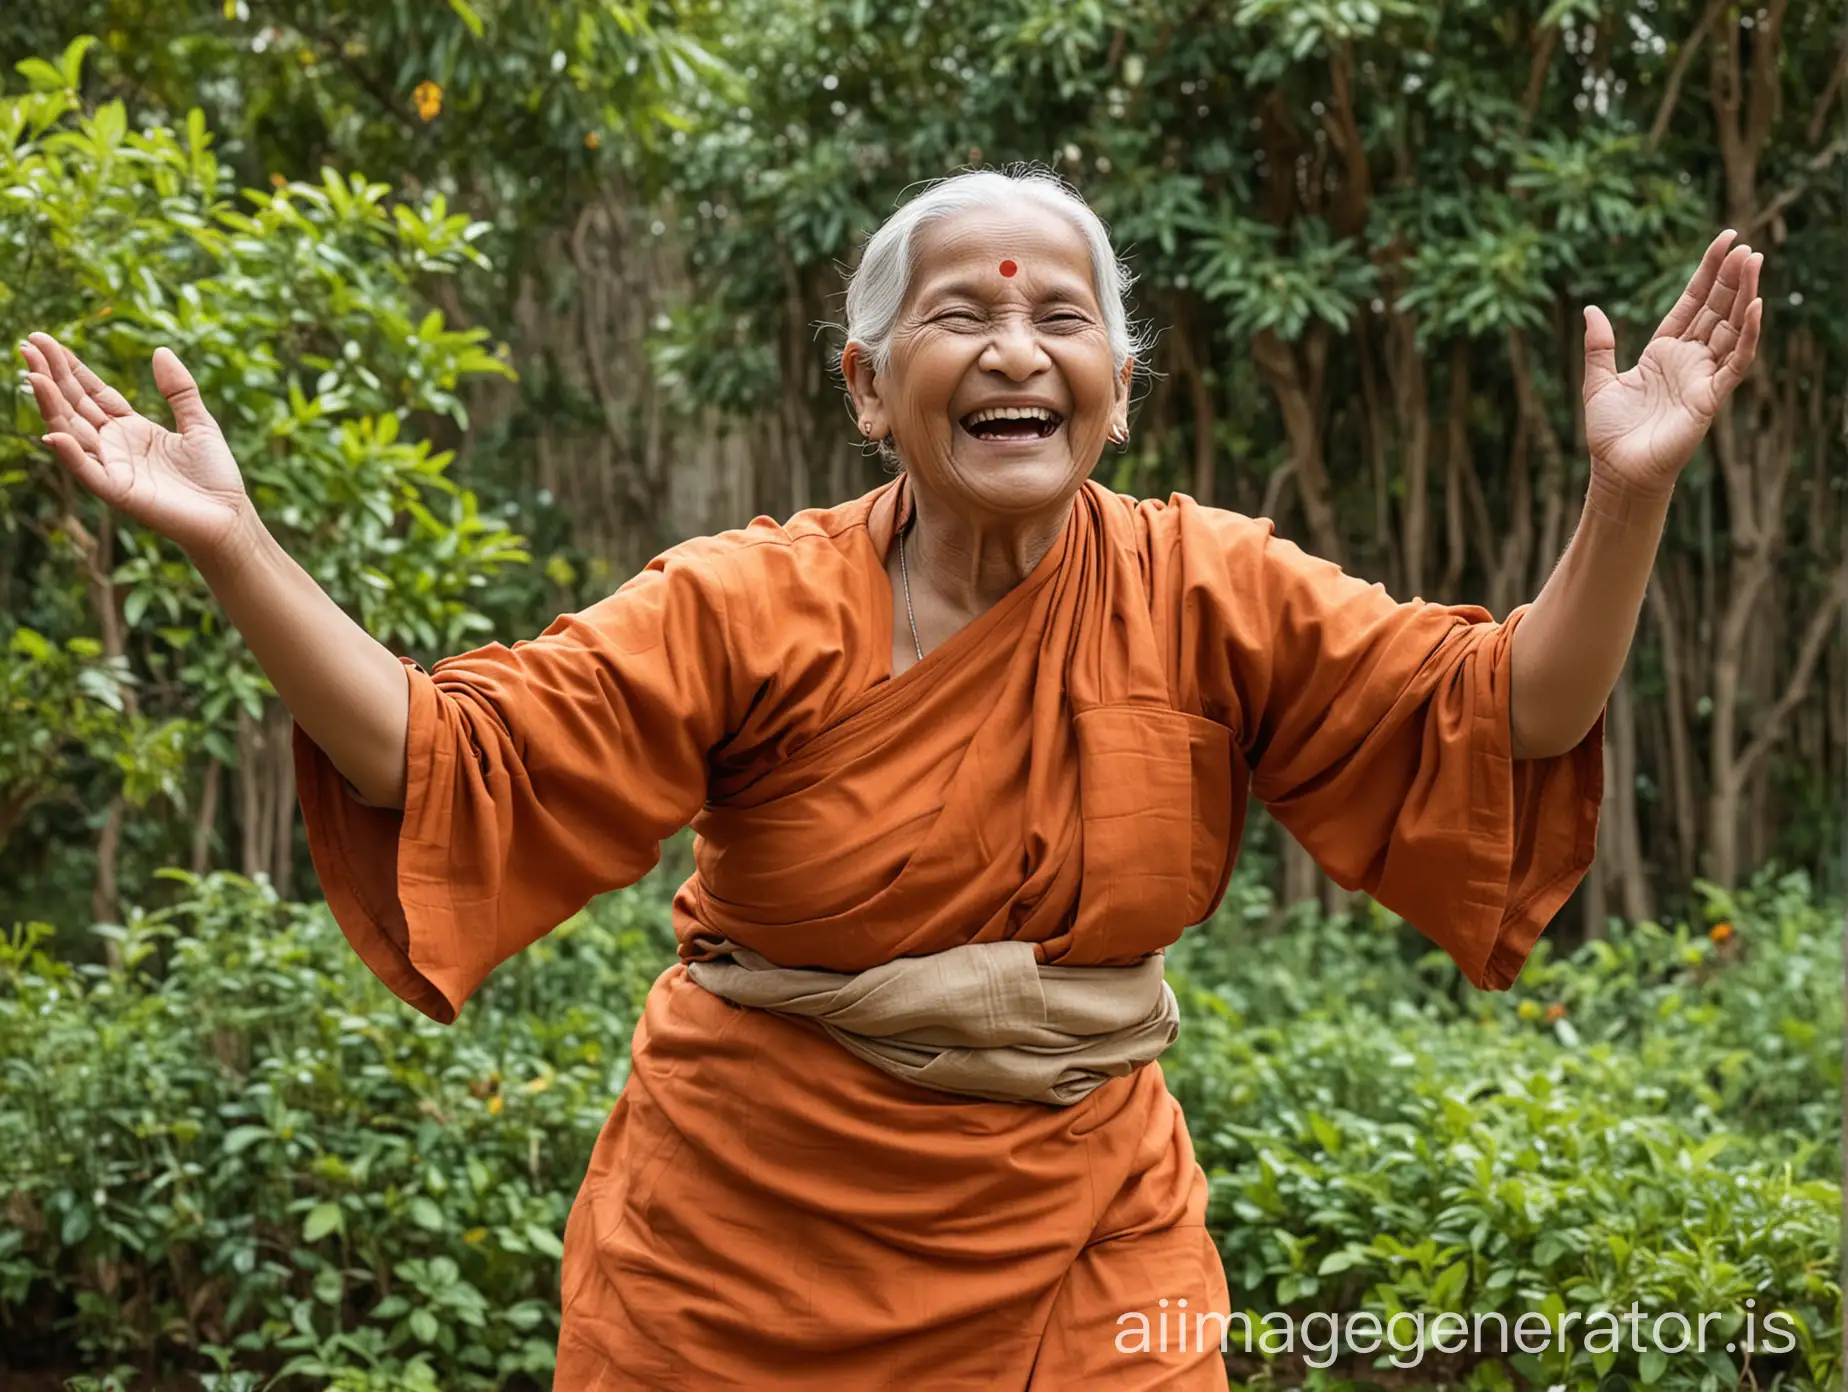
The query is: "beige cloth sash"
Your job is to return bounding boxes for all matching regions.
[683,936,1178,1106]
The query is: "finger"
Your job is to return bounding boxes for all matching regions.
[27,373,103,457]
[23,367,77,433]
[1652,229,1737,341]
[152,347,217,436]
[1684,244,1750,345]
[1711,298,1763,401]
[41,431,116,500]
[1729,252,1762,334]
[29,332,109,431]
[68,354,136,419]
[1582,304,1619,399]
[1707,253,1761,362]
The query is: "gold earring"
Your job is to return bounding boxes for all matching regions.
[860,419,872,435]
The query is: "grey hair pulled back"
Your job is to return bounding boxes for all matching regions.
[840,165,1152,386]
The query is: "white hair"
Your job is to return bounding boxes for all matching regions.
[841,165,1152,380]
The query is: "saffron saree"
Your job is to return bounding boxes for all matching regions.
[295,475,1602,1388]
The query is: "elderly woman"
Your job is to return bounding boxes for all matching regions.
[24,167,1761,1387]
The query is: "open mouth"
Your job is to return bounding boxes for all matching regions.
[958,407,1065,443]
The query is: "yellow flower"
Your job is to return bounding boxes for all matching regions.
[1516,1001,1540,1021]
[486,1094,503,1115]
[462,1227,488,1244]
[584,130,601,150]
[414,80,443,122]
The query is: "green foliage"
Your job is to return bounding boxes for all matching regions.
[0,42,524,904]
[2,862,1836,1388]
[0,626,190,846]
[640,0,1840,408]
[1167,868,1842,1392]
[0,868,677,1387]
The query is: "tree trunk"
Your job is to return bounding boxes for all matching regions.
[191,759,221,876]
[1609,667,1654,925]
[1280,837,1320,911]
[268,706,297,899]
[1645,576,1699,881]
[92,797,124,960]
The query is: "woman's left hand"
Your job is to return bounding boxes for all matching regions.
[1580,229,1764,496]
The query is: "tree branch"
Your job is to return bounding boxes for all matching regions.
[1734,556,1848,788]
[1806,31,1848,144]
[1520,21,1559,138]
[1648,0,1727,152]
[1740,133,1848,239]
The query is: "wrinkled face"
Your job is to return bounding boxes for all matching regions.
[844,202,1132,521]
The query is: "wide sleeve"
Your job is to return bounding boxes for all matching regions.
[1190,507,1603,990]
[293,544,738,1024]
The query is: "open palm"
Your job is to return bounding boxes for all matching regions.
[21,333,249,559]
[1581,230,1764,494]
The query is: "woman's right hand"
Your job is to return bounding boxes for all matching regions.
[21,333,252,564]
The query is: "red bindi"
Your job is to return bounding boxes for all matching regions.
[998,259,1018,277]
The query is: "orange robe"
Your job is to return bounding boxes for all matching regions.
[295,476,1602,1389]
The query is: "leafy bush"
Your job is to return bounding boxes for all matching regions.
[0,40,525,927]
[2,862,1836,1390]
[0,868,676,1388]
[1169,869,1842,1392]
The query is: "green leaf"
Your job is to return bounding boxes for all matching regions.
[409,1307,440,1343]
[1639,1347,1667,1384]
[525,1223,565,1259]
[1306,1113,1341,1153]
[409,1196,446,1232]
[303,1201,344,1242]
[14,58,69,92]
[223,1125,271,1154]
[448,0,486,37]
[60,1205,92,1245]
[57,35,96,89]
[91,100,126,149]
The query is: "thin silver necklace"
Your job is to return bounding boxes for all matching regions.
[898,515,925,662]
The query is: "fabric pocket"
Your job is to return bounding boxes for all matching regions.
[1072,706,1199,955]
[1180,713,1238,926]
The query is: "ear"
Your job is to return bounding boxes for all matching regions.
[1111,354,1134,437]
[841,341,888,439]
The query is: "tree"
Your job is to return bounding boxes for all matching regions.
[0,39,524,929]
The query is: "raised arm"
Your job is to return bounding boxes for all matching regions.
[1508,229,1764,760]
[22,333,411,807]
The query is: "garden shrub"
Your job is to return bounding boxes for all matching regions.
[2,865,1837,1390]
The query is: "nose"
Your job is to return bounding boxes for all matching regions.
[977,312,1050,380]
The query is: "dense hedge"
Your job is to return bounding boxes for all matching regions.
[1,862,1839,1391]
[1167,871,1841,1390]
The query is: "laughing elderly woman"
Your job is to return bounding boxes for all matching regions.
[23,166,1762,1387]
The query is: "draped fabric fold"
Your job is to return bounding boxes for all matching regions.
[685,934,1179,1105]
[295,471,1603,1388]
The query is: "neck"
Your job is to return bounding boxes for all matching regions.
[903,480,1072,617]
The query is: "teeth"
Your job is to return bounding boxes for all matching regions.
[964,406,1060,425]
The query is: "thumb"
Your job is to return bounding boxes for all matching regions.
[1582,305,1618,399]
[152,347,217,435]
